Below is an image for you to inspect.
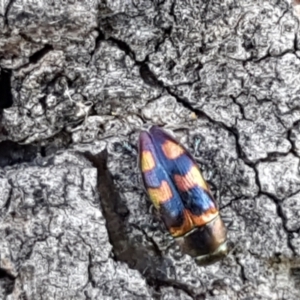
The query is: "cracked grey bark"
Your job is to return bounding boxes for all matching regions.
[1,0,300,299]
[0,152,151,299]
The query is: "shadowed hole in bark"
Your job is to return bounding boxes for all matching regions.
[0,268,15,295]
[140,64,163,87]
[0,141,38,167]
[0,69,13,109]
[40,146,46,157]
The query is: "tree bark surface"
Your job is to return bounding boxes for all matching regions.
[0,0,300,299]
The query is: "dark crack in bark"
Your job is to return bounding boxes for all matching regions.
[4,0,16,26]
[28,45,54,64]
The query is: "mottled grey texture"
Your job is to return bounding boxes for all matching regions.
[1,0,300,299]
[0,152,151,299]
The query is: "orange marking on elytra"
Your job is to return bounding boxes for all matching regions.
[140,150,156,172]
[169,210,193,237]
[189,207,219,227]
[147,180,173,209]
[174,165,209,192]
[169,208,219,237]
[162,140,185,160]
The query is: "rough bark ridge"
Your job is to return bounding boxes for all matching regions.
[1,0,300,299]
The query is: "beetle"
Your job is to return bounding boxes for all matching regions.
[138,125,228,265]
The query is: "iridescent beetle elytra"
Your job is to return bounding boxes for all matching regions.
[138,126,228,265]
